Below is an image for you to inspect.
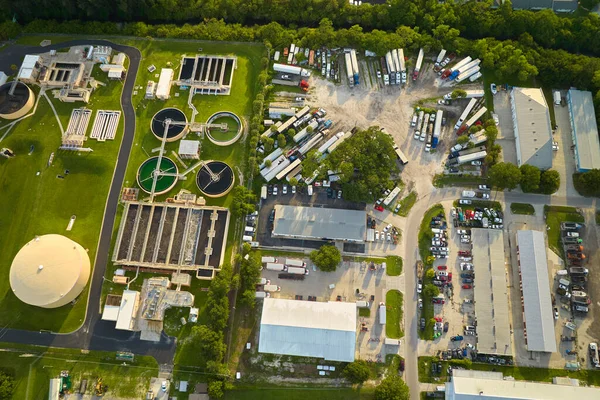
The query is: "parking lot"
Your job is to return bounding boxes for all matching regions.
[259,256,399,362]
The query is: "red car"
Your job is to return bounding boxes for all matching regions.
[375,205,384,212]
[434,316,443,322]
[448,272,453,281]
[462,284,472,289]
[437,265,447,270]
[458,250,471,256]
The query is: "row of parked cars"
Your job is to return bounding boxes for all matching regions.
[452,204,504,230]
[557,222,590,316]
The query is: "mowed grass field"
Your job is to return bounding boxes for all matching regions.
[224,386,374,400]
[0,343,158,399]
[0,69,124,332]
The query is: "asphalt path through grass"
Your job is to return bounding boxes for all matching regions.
[0,40,175,365]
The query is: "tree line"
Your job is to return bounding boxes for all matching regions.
[2,0,600,57]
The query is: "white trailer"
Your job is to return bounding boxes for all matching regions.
[259,148,283,170]
[298,133,324,155]
[463,106,487,130]
[345,52,354,87]
[261,155,291,182]
[275,159,302,181]
[293,120,319,143]
[266,263,286,271]
[261,185,267,200]
[383,186,401,206]
[457,151,487,165]
[317,135,339,154]
[413,48,424,81]
[444,89,484,100]
[379,304,387,325]
[287,44,295,64]
[386,52,396,84]
[449,56,472,72]
[261,256,276,263]
[436,49,447,64]
[263,284,281,292]
[273,63,310,77]
[327,131,351,153]
[287,266,307,275]
[455,66,481,83]
[295,106,310,119]
[454,98,478,130]
[350,49,360,85]
[392,49,401,83]
[456,59,480,75]
[286,258,306,267]
[469,71,482,82]
[398,49,406,72]
[470,131,488,146]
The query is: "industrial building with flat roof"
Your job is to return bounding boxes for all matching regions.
[516,230,556,353]
[472,229,512,355]
[567,89,600,172]
[445,369,600,399]
[510,87,553,170]
[272,205,366,242]
[258,298,356,362]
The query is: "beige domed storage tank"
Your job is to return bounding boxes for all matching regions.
[9,234,91,308]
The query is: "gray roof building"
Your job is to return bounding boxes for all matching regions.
[272,205,366,242]
[258,298,356,362]
[510,0,577,12]
[472,229,512,355]
[567,89,600,172]
[516,230,556,353]
[510,87,553,170]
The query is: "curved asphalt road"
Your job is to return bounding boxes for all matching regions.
[0,40,175,364]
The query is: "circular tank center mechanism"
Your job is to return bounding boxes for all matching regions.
[151,108,188,142]
[137,156,179,195]
[196,161,235,198]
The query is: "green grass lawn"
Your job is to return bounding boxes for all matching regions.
[432,174,486,188]
[511,202,535,215]
[385,290,404,339]
[385,256,403,276]
[418,356,600,385]
[544,205,584,259]
[0,343,158,400]
[359,308,371,317]
[225,386,375,400]
[396,191,417,217]
[0,69,124,332]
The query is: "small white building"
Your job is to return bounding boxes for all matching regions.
[112,52,126,66]
[156,68,174,100]
[108,68,123,79]
[178,140,200,159]
[101,290,140,331]
[145,81,156,99]
[18,55,40,82]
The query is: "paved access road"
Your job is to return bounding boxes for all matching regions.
[0,40,175,364]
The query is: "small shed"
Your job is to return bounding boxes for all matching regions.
[179,381,188,392]
[178,140,200,159]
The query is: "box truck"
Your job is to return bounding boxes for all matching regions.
[263,284,281,292]
[379,303,386,325]
[266,263,286,271]
[261,256,276,264]
[286,258,306,267]
[287,266,308,275]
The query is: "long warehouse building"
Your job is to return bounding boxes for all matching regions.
[272,205,366,242]
[516,230,557,353]
[566,89,600,172]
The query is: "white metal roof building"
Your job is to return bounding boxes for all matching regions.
[156,68,174,100]
[510,87,553,170]
[516,230,556,353]
[445,369,600,399]
[178,140,200,159]
[18,55,40,81]
[116,290,140,331]
[272,205,366,242]
[472,229,512,355]
[258,298,356,362]
[567,89,600,172]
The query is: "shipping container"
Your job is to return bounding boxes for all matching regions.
[286,258,306,267]
[261,256,276,264]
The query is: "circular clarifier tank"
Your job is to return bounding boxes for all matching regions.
[137,156,178,195]
[0,82,35,120]
[151,108,188,142]
[196,161,235,198]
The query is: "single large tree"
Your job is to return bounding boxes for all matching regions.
[519,164,541,192]
[539,170,560,194]
[374,375,410,400]
[0,371,14,399]
[310,245,341,272]
[488,162,522,191]
[343,360,371,384]
[575,169,600,196]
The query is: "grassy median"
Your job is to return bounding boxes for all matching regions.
[511,202,535,215]
[386,290,404,339]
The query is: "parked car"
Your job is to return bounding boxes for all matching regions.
[462,284,472,289]
[451,335,464,342]
[437,265,447,270]
[459,199,472,205]
[479,184,490,190]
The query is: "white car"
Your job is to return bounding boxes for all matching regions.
[375,231,380,240]
[414,131,421,140]
[420,132,426,142]
[273,186,278,195]
[492,113,499,126]
[417,282,423,294]
[457,229,467,234]
[451,144,463,152]
[553,141,559,151]
[471,161,482,166]
[451,207,456,217]
[478,184,490,190]
[418,298,423,309]
[461,263,474,271]
[161,381,168,392]
[481,193,490,199]
[384,223,392,232]
[282,185,288,195]
[387,233,392,242]
[292,186,296,194]
[459,199,472,205]
[377,70,381,79]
